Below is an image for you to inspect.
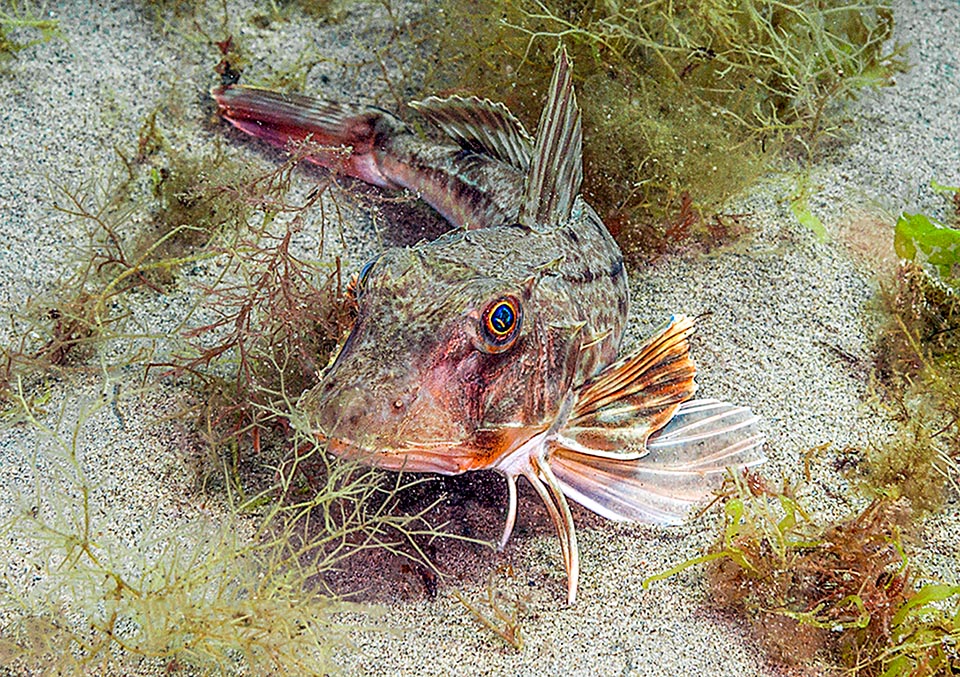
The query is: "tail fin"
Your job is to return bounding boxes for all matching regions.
[549,398,766,524]
[211,85,406,188]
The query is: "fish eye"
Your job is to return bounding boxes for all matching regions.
[480,295,522,353]
[347,257,378,302]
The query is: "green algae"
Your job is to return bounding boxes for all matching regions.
[414,0,906,254]
[0,385,448,675]
[895,210,960,289]
[0,1,59,61]
[646,472,959,674]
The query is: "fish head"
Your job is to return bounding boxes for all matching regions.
[301,245,585,474]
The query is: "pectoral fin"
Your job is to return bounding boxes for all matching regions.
[564,315,697,454]
[550,315,765,524]
[549,398,766,524]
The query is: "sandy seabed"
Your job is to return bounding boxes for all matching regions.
[0,1,958,675]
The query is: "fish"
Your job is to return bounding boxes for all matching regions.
[212,48,766,604]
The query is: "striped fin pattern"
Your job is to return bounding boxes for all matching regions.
[520,46,583,229]
[563,315,697,455]
[409,95,533,171]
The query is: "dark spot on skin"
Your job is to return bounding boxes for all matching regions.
[565,229,580,245]
[609,256,624,280]
[560,253,624,286]
[560,267,597,285]
[453,148,482,164]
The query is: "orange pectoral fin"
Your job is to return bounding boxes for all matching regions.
[565,314,697,453]
[549,315,766,526]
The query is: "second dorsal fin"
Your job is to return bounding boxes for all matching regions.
[409,95,533,171]
[520,46,583,229]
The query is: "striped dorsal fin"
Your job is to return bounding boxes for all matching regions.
[409,95,533,171]
[520,46,582,230]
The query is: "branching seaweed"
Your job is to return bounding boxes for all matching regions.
[0,379,458,674]
[648,465,960,674]
[0,131,263,407]
[868,189,960,508]
[453,567,527,652]
[646,473,921,668]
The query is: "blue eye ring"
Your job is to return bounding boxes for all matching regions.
[481,295,522,350]
[347,257,378,302]
[357,258,377,292]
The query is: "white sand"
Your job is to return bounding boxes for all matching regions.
[0,1,957,675]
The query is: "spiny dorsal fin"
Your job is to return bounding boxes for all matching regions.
[520,46,583,229]
[409,95,533,171]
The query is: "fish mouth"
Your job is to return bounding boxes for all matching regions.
[314,429,488,475]
[305,372,493,474]
[313,418,545,476]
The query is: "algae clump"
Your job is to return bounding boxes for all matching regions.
[416,0,905,254]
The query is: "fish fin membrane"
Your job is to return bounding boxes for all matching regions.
[564,315,696,453]
[410,95,533,171]
[211,84,406,188]
[521,46,583,229]
[549,398,766,524]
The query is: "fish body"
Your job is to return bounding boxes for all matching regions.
[212,84,528,230]
[213,50,766,604]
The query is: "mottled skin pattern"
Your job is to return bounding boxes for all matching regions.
[301,195,629,473]
[212,54,768,605]
[377,135,527,229]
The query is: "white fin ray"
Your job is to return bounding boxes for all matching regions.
[548,398,766,524]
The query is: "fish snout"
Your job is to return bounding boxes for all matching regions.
[311,382,416,447]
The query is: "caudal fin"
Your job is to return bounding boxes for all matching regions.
[211,85,405,188]
[549,398,766,524]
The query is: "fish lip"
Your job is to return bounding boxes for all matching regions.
[314,432,419,472]
[316,428,518,475]
[316,433,386,466]
[313,430,379,458]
